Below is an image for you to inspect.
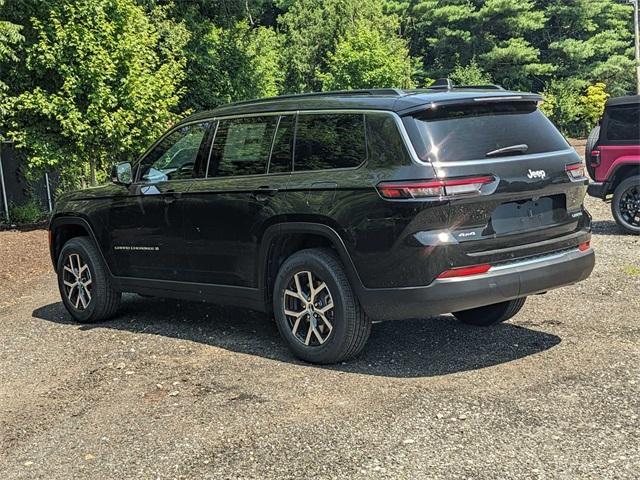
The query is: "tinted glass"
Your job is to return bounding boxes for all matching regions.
[269,115,295,173]
[294,114,366,171]
[138,122,209,183]
[606,105,640,141]
[366,113,412,167]
[210,116,277,177]
[408,102,568,162]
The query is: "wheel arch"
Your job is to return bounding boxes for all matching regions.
[49,216,109,274]
[258,222,365,312]
[609,163,640,193]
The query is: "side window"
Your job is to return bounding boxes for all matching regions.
[294,113,366,171]
[366,113,412,167]
[606,105,640,142]
[138,122,209,183]
[210,116,278,177]
[268,115,295,173]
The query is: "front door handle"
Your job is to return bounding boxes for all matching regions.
[163,190,182,204]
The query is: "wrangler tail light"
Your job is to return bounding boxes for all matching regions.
[377,176,494,199]
[590,150,601,167]
[437,263,492,279]
[565,163,586,180]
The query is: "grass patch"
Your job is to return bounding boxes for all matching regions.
[622,265,640,277]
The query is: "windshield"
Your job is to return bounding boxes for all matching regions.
[404,101,569,163]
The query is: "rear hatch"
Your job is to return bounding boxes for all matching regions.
[401,98,590,265]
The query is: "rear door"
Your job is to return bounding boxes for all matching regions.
[182,114,294,286]
[403,100,588,257]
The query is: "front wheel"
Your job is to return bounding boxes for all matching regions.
[57,237,121,323]
[611,176,640,234]
[453,298,527,327]
[273,248,371,364]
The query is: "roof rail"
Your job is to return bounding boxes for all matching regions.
[228,88,406,107]
[425,78,505,91]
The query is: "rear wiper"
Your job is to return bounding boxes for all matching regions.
[485,144,529,157]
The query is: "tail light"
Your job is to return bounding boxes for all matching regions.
[578,241,590,251]
[590,150,601,167]
[565,163,586,180]
[437,263,492,279]
[377,176,494,199]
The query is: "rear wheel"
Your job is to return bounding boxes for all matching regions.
[611,176,640,234]
[57,237,121,323]
[453,298,526,327]
[273,248,371,364]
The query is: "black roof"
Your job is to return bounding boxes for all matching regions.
[606,95,640,107]
[181,87,542,124]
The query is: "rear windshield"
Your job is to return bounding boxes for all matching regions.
[404,101,569,163]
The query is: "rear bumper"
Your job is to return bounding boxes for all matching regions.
[359,247,595,321]
[587,181,609,199]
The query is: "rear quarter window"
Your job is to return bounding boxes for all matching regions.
[604,105,640,142]
[405,101,569,163]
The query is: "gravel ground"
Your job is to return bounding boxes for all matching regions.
[0,196,638,480]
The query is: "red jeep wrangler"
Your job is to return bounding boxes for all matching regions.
[586,95,640,234]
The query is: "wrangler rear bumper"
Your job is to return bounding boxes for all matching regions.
[359,247,595,321]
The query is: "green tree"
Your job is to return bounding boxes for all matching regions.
[0,0,23,125]
[7,0,189,186]
[278,0,407,92]
[449,58,493,85]
[540,0,635,96]
[318,19,417,90]
[179,18,284,111]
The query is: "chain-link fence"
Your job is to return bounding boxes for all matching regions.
[0,141,59,225]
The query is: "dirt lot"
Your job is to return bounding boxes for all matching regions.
[0,195,638,480]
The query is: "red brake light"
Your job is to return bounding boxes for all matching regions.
[565,163,585,179]
[578,241,590,252]
[437,263,492,279]
[377,176,494,199]
[590,150,601,167]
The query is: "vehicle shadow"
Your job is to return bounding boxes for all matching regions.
[33,296,561,379]
[592,219,628,236]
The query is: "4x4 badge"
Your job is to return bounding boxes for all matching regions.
[527,169,546,179]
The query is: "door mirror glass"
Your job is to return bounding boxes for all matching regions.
[112,162,133,185]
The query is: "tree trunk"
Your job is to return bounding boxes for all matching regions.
[89,156,96,186]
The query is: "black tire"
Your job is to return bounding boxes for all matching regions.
[453,297,527,327]
[57,237,121,323]
[585,125,600,181]
[273,248,371,364]
[611,175,640,234]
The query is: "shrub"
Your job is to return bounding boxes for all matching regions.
[8,200,46,224]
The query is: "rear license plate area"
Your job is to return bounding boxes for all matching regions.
[490,195,566,234]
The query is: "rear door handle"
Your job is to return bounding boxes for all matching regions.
[253,186,278,201]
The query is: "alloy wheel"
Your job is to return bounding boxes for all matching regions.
[283,270,335,346]
[619,184,640,227]
[62,253,93,310]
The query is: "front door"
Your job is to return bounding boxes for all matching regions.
[183,114,295,287]
[107,121,212,280]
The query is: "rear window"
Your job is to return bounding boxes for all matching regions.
[294,113,366,171]
[405,102,569,163]
[605,105,640,142]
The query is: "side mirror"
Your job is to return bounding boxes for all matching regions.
[111,162,132,185]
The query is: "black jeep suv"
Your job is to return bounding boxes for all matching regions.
[50,84,595,364]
